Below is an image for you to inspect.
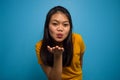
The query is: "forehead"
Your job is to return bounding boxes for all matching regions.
[50,12,69,22]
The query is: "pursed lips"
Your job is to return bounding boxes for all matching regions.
[56,34,63,38]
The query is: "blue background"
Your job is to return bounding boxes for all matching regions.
[0,0,120,80]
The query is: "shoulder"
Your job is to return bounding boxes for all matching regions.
[72,33,83,42]
[36,40,43,48]
[35,40,43,64]
[35,40,43,53]
[72,33,86,54]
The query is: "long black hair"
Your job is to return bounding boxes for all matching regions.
[40,6,73,67]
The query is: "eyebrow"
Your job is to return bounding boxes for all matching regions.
[51,20,69,23]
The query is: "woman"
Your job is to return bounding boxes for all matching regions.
[35,6,86,80]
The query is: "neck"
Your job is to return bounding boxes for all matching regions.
[54,41,63,47]
[50,37,63,47]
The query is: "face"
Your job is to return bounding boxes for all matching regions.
[49,12,70,43]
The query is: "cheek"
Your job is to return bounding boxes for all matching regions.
[49,26,56,37]
[49,25,53,33]
[65,27,70,34]
[64,28,70,37]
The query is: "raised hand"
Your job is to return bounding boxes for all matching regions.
[47,45,64,55]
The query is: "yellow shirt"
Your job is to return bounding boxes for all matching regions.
[35,33,86,80]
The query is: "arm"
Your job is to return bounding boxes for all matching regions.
[80,52,84,68]
[40,46,63,80]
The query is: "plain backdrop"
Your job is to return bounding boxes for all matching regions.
[0,0,120,80]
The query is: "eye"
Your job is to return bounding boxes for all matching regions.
[52,23,58,26]
[63,23,69,27]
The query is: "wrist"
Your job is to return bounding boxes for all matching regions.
[54,53,62,59]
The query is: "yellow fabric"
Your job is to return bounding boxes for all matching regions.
[35,33,86,80]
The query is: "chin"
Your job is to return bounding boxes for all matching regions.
[56,40,63,43]
[55,39,64,43]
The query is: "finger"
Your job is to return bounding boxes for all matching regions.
[55,46,59,49]
[55,46,63,50]
[52,47,55,50]
[59,47,64,52]
[47,46,52,53]
[61,47,64,51]
[55,46,61,51]
[58,47,61,50]
[56,46,64,52]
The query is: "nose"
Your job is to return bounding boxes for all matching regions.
[57,24,63,31]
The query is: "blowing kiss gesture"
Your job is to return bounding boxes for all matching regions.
[47,45,64,55]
